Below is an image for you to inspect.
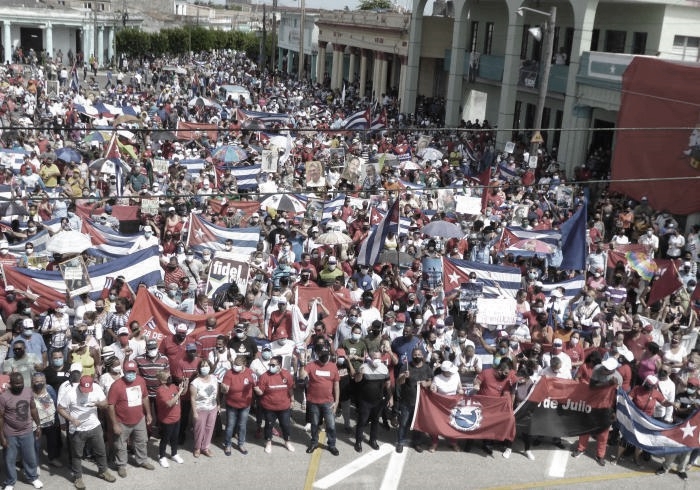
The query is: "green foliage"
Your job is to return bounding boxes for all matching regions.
[115,27,271,59]
[358,0,393,10]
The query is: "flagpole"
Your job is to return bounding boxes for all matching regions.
[185,211,194,250]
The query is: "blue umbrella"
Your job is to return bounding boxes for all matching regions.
[213,145,248,164]
[56,147,83,163]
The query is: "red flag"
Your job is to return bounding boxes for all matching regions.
[295,285,354,336]
[412,387,516,441]
[495,228,520,253]
[610,58,700,214]
[103,133,120,159]
[648,260,683,305]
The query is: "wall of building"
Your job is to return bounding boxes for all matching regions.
[593,3,665,54]
[658,4,700,60]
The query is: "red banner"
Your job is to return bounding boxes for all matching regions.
[412,387,516,441]
[610,58,700,214]
[127,287,235,344]
[295,285,354,336]
[207,199,260,219]
[176,121,219,142]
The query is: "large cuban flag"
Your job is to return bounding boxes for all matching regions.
[186,213,259,260]
[617,389,700,455]
[81,219,136,258]
[3,246,162,312]
[442,258,523,298]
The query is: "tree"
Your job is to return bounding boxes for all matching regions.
[358,0,393,10]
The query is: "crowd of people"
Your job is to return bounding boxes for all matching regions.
[0,48,698,489]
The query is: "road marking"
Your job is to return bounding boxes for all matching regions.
[313,443,394,489]
[546,449,569,478]
[483,468,663,490]
[303,432,327,490]
[379,449,407,490]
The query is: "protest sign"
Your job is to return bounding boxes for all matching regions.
[140,198,160,216]
[58,256,92,297]
[152,158,169,175]
[476,298,517,325]
[455,195,483,215]
[205,253,250,297]
[459,282,483,312]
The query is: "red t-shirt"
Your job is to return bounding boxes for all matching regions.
[107,377,148,425]
[258,370,294,411]
[305,361,339,405]
[268,310,292,341]
[629,385,666,416]
[476,368,517,398]
[618,363,633,393]
[222,368,256,409]
[155,384,181,425]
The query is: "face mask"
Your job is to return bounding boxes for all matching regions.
[372,359,382,368]
[413,357,423,364]
[351,333,362,341]
[594,273,601,278]
[124,372,137,383]
[269,365,280,374]
[109,294,117,301]
[414,319,423,327]
[498,347,508,355]
[262,351,272,360]
[337,357,345,365]
[23,329,33,337]
[52,358,64,368]
[510,342,519,350]
[585,297,594,305]
[232,365,244,373]
[186,254,194,261]
[528,273,537,279]
[688,287,696,293]
[570,338,579,346]
[32,383,45,391]
[147,349,158,358]
[688,388,696,395]
[319,353,330,363]
[276,339,286,347]
[236,331,246,339]
[643,383,653,390]
[144,232,152,238]
[328,265,336,271]
[203,255,211,263]
[175,334,186,342]
[96,306,104,313]
[535,307,544,313]
[200,366,210,376]
[13,349,25,358]
[10,385,23,395]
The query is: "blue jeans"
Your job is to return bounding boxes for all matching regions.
[264,409,291,441]
[309,402,337,448]
[225,405,250,447]
[397,402,419,446]
[4,431,39,486]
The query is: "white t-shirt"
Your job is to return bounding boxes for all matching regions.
[58,383,106,433]
[191,375,218,411]
[432,373,461,395]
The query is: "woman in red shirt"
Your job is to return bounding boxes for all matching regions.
[221,356,256,455]
[155,369,185,467]
[254,356,295,454]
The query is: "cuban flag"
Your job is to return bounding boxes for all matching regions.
[186,213,259,260]
[321,194,346,221]
[442,258,523,298]
[358,199,399,266]
[340,108,370,130]
[616,389,700,455]
[229,164,261,190]
[368,207,411,236]
[371,108,387,131]
[81,219,135,258]
[2,247,162,312]
[239,109,290,127]
[0,150,27,173]
[8,229,52,254]
[498,162,520,181]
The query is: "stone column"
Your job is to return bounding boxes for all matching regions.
[359,49,368,99]
[496,0,526,150]
[107,27,114,65]
[316,41,327,83]
[287,50,294,75]
[2,22,10,64]
[401,0,424,114]
[445,4,469,126]
[45,22,53,60]
[377,52,388,102]
[333,44,345,89]
[82,24,91,61]
[398,55,408,106]
[97,26,104,67]
[348,47,358,84]
[558,0,600,177]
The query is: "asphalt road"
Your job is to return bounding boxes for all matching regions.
[26,402,699,490]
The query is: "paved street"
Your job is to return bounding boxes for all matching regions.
[26,404,698,490]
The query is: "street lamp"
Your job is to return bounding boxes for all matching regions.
[517,5,557,154]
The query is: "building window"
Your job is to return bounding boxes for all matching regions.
[672,35,700,61]
[604,30,627,53]
[590,29,600,51]
[520,24,530,59]
[513,100,522,130]
[632,32,647,54]
[553,110,563,149]
[483,22,494,55]
[470,21,479,53]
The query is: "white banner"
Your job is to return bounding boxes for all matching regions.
[476,298,518,326]
[455,195,483,215]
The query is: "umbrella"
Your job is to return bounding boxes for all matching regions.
[242,119,266,130]
[55,147,82,163]
[422,220,463,239]
[376,250,414,266]
[213,145,248,164]
[113,114,144,127]
[401,160,422,171]
[46,230,93,255]
[625,251,657,281]
[315,231,353,245]
[260,194,306,213]
[83,131,109,144]
[418,147,443,161]
[507,239,557,254]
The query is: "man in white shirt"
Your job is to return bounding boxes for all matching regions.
[128,225,159,253]
[57,375,117,487]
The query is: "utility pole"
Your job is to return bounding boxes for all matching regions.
[298,0,305,80]
[271,0,277,75]
[262,4,267,70]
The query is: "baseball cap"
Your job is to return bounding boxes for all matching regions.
[497,331,510,339]
[552,338,563,346]
[176,323,188,333]
[644,374,659,386]
[687,377,700,387]
[601,358,618,371]
[440,361,458,374]
[622,351,635,363]
[278,297,288,305]
[261,343,272,352]
[384,311,396,319]
[186,343,197,352]
[550,289,563,298]
[143,225,153,232]
[79,375,93,393]
[123,361,138,372]
[117,327,129,336]
[69,362,83,373]
[327,256,337,264]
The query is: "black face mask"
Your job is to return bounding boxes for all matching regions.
[318,353,330,363]
[175,334,186,342]
[413,357,423,364]
[10,385,23,395]
[32,383,45,392]
[13,349,25,358]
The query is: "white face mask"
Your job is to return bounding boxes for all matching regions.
[147,348,158,357]
[372,359,382,368]
[570,338,579,346]
[328,265,336,271]
[232,364,244,373]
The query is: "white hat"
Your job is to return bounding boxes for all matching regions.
[601,358,618,371]
[622,351,634,363]
[143,225,153,232]
[644,374,659,386]
[550,289,563,298]
[440,361,458,374]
